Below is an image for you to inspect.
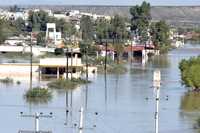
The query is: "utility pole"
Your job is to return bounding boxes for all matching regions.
[71,47,73,79]
[30,32,33,90]
[153,70,161,133]
[104,40,108,73]
[65,47,69,79]
[85,45,88,81]
[79,107,84,133]
[19,112,53,133]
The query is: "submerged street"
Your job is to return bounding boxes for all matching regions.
[0,43,200,133]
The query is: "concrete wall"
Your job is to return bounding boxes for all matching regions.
[0,64,39,81]
[40,57,82,67]
[0,46,55,56]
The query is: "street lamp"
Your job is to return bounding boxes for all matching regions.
[25,24,33,90]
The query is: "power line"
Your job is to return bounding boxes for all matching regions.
[19,112,53,133]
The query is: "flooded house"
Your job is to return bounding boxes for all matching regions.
[39,51,83,79]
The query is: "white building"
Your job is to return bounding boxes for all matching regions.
[69,10,80,16]
[46,23,62,46]
[39,50,83,79]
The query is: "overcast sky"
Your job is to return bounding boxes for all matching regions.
[0,0,200,6]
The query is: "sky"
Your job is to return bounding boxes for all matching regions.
[0,0,200,6]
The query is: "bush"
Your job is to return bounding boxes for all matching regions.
[25,87,52,99]
[179,56,200,90]
[16,81,21,85]
[97,64,127,74]
[54,48,64,55]
[0,77,13,84]
[47,78,91,90]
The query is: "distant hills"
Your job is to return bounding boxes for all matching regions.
[2,5,200,27]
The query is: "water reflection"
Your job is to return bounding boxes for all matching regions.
[1,44,200,133]
[65,90,69,125]
[24,96,52,105]
[150,54,170,68]
[104,73,107,109]
[181,92,200,112]
[114,75,119,104]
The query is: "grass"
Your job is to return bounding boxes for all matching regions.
[0,77,14,84]
[47,78,91,90]
[24,87,52,104]
[97,64,127,74]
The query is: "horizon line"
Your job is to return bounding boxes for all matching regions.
[1,4,200,7]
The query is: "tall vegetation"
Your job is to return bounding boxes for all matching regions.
[110,15,129,63]
[130,1,151,44]
[0,18,21,43]
[150,21,170,53]
[179,56,200,90]
[25,87,52,104]
[95,18,110,42]
[80,15,94,41]
[130,1,170,52]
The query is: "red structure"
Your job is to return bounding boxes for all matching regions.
[124,44,155,52]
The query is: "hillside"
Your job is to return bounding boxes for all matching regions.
[2,5,200,27]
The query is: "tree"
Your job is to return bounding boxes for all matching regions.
[179,56,200,90]
[0,20,6,44]
[55,19,76,38]
[0,19,19,44]
[80,15,94,41]
[62,22,76,38]
[130,1,151,44]
[95,18,110,42]
[14,17,26,33]
[27,10,49,31]
[36,32,46,46]
[150,21,170,52]
[110,15,128,40]
[110,15,128,63]
[79,41,97,56]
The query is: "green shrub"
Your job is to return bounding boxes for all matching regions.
[24,87,52,104]
[54,48,64,55]
[0,77,13,84]
[97,64,127,74]
[25,87,52,99]
[47,78,91,90]
[179,56,200,90]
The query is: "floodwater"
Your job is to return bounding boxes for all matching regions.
[0,43,200,133]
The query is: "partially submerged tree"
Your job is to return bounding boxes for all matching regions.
[150,21,170,53]
[110,15,128,63]
[95,18,110,42]
[179,56,200,90]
